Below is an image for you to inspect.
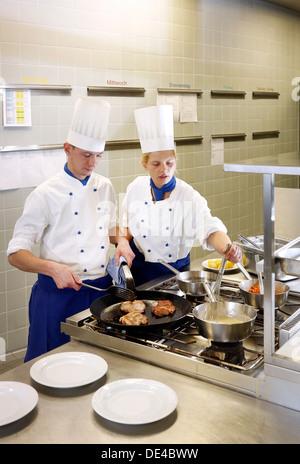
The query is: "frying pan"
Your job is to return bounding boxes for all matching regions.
[90,264,191,329]
[157,259,217,296]
[90,290,191,329]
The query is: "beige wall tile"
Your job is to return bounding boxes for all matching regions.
[1,0,299,356]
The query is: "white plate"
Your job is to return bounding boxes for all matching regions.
[30,352,108,388]
[202,259,238,273]
[0,381,38,426]
[92,378,178,425]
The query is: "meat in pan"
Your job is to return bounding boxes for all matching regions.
[151,300,176,317]
[119,311,148,325]
[120,300,146,313]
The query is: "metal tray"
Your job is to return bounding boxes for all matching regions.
[237,235,292,281]
[277,247,300,278]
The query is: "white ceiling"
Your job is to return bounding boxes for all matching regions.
[263,0,300,13]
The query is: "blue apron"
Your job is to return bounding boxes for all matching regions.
[129,239,190,287]
[24,273,112,362]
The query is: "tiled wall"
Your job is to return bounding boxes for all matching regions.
[0,0,299,357]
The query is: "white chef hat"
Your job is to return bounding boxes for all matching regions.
[67,96,111,152]
[134,105,175,154]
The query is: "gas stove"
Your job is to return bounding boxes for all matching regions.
[61,272,300,398]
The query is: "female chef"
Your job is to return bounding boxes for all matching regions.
[118,105,242,287]
[7,97,134,362]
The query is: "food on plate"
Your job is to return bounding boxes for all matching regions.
[151,300,176,317]
[207,259,234,270]
[120,300,146,313]
[119,311,148,325]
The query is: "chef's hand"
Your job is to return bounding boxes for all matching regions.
[115,237,135,267]
[224,243,242,264]
[50,262,82,290]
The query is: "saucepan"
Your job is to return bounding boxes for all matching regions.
[157,259,217,296]
[237,261,289,310]
[239,279,289,310]
[237,233,300,281]
[193,282,257,343]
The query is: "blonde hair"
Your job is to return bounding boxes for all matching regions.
[142,149,177,165]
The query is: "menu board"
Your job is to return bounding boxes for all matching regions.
[3,89,32,127]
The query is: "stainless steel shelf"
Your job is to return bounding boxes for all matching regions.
[252,130,280,139]
[106,136,203,150]
[0,144,64,153]
[211,90,246,98]
[157,88,203,96]
[87,86,145,96]
[175,136,203,145]
[224,152,300,175]
[212,133,246,141]
[252,91,280,99]
[0,136,203,153]
[0,84,72,91]
[106,140,140,150]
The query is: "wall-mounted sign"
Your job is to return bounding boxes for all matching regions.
[211,138,224,166]
[157,91,197,123]
[3,89,32,127]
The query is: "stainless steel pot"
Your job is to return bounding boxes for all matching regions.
[193,300,257,343]
[239,279,289,310]
[157,259,217,296]
[237,235,292,280]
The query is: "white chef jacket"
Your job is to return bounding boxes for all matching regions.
[121,176,227,263]
[7,169,117,280]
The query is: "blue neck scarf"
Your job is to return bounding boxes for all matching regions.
[150,176,176,201]
[64,163,90,186]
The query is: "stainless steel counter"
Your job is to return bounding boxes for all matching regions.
[1,339,300,444]
[223,151,300,175]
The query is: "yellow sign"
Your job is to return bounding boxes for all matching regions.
[3,89,32,127]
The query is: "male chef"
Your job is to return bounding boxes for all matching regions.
[7,96,134,362]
